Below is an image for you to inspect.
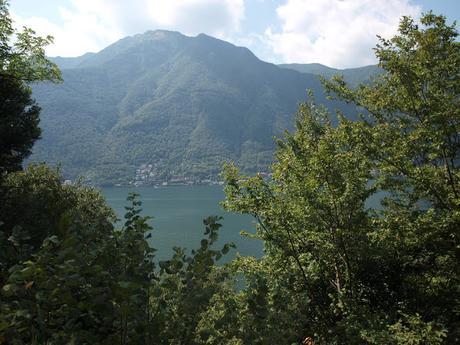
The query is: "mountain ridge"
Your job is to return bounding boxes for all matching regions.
[278,63,382,87]
[31,30,374,185]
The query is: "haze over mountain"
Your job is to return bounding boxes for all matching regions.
[279,63,382,87]
[30,30,375,185]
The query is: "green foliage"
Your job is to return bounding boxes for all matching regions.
[0,185,155,344]
[361,313,447,345]
[0,0,61,83]
[196,255,310,345]
[0,75,41,175]
[150,216,236,344]
[0,0,60,177]
[221,105,383,344]
[323,13,460,342]
[0,164,115,282]
[220,12,459,344]
[0,166,237,344]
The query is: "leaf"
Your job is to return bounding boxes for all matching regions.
[0,321,9,332]
[2,284,14,296]
[47,235,60,244]
[117,281,132,289]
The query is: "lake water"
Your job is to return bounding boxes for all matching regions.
[100,186,263,261]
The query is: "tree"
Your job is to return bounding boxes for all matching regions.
[0,164,238,344]
[222,104,381,344]
[0,164,116,282]
[0,76,41,175]
[324,12,459,343]
[0,1,60,83]
[150,216,236,345]
[0,191,155,344]
[221,12,459,344]
[0,0,61,176]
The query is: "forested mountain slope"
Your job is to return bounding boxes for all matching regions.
[279,63,382,87]
[30,30,358,185]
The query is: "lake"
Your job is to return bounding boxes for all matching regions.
[100,185,263,261]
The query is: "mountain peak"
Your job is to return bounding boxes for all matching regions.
[33,30,369,185]
[139,29,186,39]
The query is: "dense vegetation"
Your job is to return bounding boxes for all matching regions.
[28,29,373,186]
[221,13,459,343]
[0,0,60,176]
[1,1,458,343]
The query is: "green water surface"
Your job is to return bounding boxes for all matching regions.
[101,185,263,261]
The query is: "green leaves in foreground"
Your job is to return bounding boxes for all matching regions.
[0,0,61,177]
[0,0,61,84]
[219,12,459,344]
[151,216,236,345]
[0,188,155,344]
[0,167,237,344]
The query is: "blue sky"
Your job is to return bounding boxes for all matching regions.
[10,0,459,68]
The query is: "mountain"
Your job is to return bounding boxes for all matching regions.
[30,30,359,186]
[279,63,382,87]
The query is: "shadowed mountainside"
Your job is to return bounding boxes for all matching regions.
[31,31,373,185]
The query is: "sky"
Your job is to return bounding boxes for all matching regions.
[9,0,460,68]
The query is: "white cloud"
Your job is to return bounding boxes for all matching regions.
[12,0,123,57]
[11,0,421,66]
[266,0,421,68]
[147,0,244,37]
[12,0,245,57]
[230,33,276,62]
